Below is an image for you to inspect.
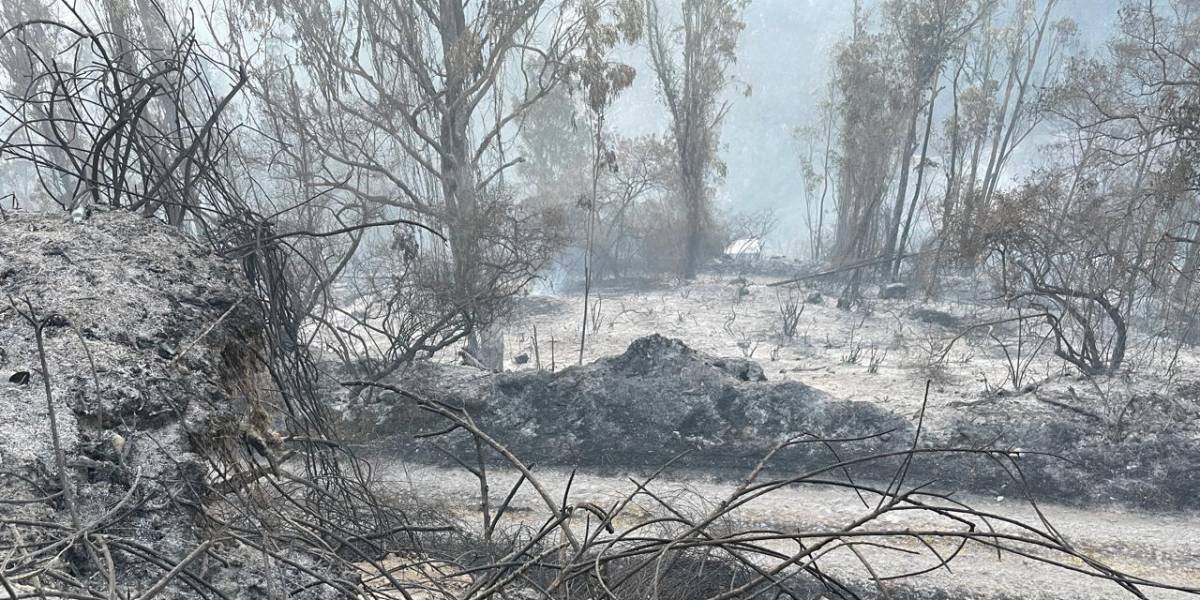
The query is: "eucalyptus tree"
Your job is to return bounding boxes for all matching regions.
[643,0,748,279]
[232,0,628,369]
[940,0,1074,262]
[821,0,1072,289]
[967,0,1200,374]
[565,0,641,362]
[879,0,993,277]
[1041,0,1200,339]
[795,113,832,262]
[828,2,905,270]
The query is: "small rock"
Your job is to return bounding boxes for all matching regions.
[70,205,90,224]
[909,307,960,328]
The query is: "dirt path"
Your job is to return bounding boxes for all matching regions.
[373,461,1200,599]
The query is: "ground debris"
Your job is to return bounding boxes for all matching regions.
[0,211,281,594]
[341,334,909,468]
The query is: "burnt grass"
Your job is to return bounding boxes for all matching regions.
[340,335,1200,512]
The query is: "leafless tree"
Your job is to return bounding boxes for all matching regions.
[983,173,1132,374]
[0,0,247,223]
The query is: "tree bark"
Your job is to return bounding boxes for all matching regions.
[894,83,939,277]
[880,100,921,277]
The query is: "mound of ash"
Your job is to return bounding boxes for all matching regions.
[0,211,287,595]
[343,335,1200,511]
[339,334,912,469]
[931,387,1200,510]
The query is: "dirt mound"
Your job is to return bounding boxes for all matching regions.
[342,335,1200,511]
[604,333,767,381]
[0,211,279,588]
[932,388,1200,510]
[341,334,911,468]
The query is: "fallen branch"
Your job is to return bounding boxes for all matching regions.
[767,253,919,288]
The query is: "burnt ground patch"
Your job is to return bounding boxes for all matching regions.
[337,335,1200,511]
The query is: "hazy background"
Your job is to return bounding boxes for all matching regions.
[607,0,1121,253]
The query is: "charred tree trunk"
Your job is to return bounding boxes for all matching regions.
[438,0,502,370]
[881,99,921,277]
[894,83,939,278]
